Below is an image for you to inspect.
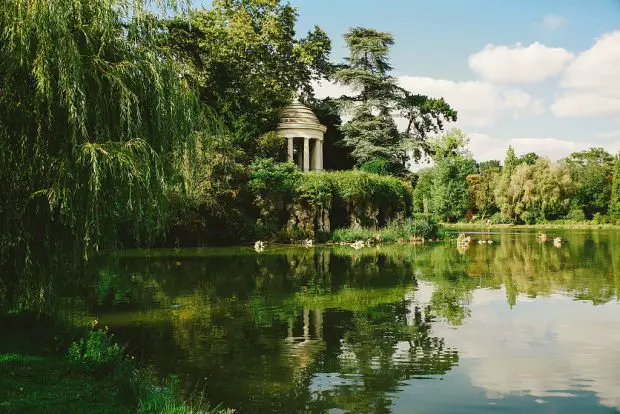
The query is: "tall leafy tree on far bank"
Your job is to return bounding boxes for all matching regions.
[495,146,519,221]
[562,148,615,218]
[429,129,476,221]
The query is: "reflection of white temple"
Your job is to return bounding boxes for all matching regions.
[276,99,327,172]
[284,309,325,373]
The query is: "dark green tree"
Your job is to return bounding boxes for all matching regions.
[517,152,539,166]
[563,148,615,218]
[335,27,404,172]
[478,160,501,174]
[309,98,356,171]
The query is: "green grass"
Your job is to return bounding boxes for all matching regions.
[442,222,620,230]
[0,353,134,414]
[0,314,229,414]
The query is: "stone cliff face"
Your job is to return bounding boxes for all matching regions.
[287,200,331,239]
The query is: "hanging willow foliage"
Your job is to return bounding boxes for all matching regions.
[0,0,201,311]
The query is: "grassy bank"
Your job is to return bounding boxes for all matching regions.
[0,315,228,414]
[441,222,620,230]
[330,216,442,243]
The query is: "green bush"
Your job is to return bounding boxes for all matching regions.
[317,170,413,217]
[521,211,539,225]
[68,328,127,378]
[330,216,439,243]
[248,158,301,197]
[592,213,620,225]
[249,166,414,241]
[359,158,391,175]
[331,227,375,243]
[565,206,587,222]
[394,216,439,239]
[488,212,514,225]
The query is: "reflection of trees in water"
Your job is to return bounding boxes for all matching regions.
[308,303,458,413]
[87,248,460,413]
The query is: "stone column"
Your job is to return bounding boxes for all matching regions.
[303,137,310,172]
[317,140,324,171]
[287,137,294,163]
[311,139,319,171]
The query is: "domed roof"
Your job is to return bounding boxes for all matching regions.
[278,99,323,127]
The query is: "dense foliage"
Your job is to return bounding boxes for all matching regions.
[412,134,620,224]
[164,0,332,138]
[249,161,413,240]
[0,0,203,310]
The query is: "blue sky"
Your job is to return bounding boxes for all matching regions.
[196,0,620,161]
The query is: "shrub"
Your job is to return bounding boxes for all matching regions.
[68,327,127,378]
[592,213,620,225]
[359,158,390,175]
[248,158,300,197]
[330,216,439,242]
[520,211,539,225]
[565,206,586,222]
[488,212,514,225]
[396,216,439,239]
[330,227,375,243]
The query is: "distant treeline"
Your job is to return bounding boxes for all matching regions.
[411,131,620,224]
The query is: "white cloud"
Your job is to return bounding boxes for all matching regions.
[541,14,566,30]
[552,31,620,118]
[468,42,573,84]
[399,76,544,127]
[598,129,620,138]
[466,133,595,161]
[312,80,354,100]
[313,77,543,129]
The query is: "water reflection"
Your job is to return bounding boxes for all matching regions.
[69,230,620,412]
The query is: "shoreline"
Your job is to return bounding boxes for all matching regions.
[440,222,620,230]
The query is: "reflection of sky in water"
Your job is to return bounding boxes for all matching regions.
[394,282,620,413]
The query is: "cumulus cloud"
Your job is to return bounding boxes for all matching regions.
[552,31,620,118]
[312,79,354,100]
[312,77,544,129]
[465,133,593,162]
[468,42,573,83]
[398,76,544,127]
[541,14,566,30]
[598,129,620,138]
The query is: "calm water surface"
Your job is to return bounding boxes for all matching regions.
[80,230,619,413]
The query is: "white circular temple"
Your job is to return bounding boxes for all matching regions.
[276,99,327,171]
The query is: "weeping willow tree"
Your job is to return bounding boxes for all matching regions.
[0,0,202,311]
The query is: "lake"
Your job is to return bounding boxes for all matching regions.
[70,229,620,413]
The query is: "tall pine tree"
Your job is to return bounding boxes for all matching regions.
[335,28,404,172]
